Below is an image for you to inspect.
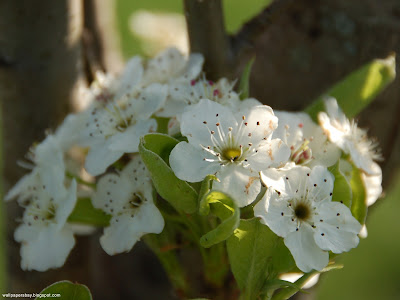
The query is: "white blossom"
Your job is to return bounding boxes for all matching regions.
[5,135,66,202]
[318,97,381,175]
[92,156,164,255]
[169,99,290,207]
[83,84,167,176]
[255,165,361,272]
[273,111,340,167]
[14,179,77,271]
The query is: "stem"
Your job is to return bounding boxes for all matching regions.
[271,271,319,300]
[184,0,232,80]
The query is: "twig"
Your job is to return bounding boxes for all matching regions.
[184,0,232,80]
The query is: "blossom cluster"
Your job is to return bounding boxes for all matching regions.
[5,48,382,274]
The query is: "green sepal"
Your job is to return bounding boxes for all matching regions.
[306,54,396,121]
[239,57,256,100]
[227,219,296,300]
[198,174,219,201]
[36,281,92,300]
[139,133,198,214]
[199,190,240,248]
[68,198,111,227]
[328,161,352,208]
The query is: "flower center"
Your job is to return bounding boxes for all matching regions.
[290,139,313,165]
[294,202,311,221]
[223,148,241,162]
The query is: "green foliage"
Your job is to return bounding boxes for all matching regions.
[199,190,240,248]
[139,133,198,213]
[68,198,111,227]
[328,161,352,208]
[239,57,255,100]
[36,281,92,300]
[306,55,396,121]
[227,219,295,300]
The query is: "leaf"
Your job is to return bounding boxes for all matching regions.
[239,57,256,100]
[328,161,352,208]
[306,54,396,120]
[139,133,198,214]
[227,219,295,300]
[68,198,111,227]
[199,191,240,248]
[350,163,368,225]
[36,281,92,300]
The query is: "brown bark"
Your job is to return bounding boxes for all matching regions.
[0,0,89,293]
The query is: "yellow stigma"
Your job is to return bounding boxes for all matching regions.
[223,148,241,162]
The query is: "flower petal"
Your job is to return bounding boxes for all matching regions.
[100,202,164,255]
[85,139,123,176]
[169,142,221,182]
[307,165,334,203]
[313,201,361,253]
[254,188,297,237]
[361,162,382,206]
[212,165,261,207]
[284,225,329,272]
[248,138,290,171]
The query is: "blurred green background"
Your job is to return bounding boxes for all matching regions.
[115,1,400,299]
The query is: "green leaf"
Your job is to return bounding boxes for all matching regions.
[36,281,92,300]
[139,133,198,214]
[239,57,255,100]
[350,163,368,225]
[227,219,295,300]
[261,279,302,299]
[328,161,352,208]
[199,191,240,248]
[306,54,396,120]
[68,198,111,227]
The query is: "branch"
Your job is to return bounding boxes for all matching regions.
[231,0,295,60]
[184,0,232,80]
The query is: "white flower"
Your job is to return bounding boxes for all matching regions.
[318,97,381,175]
[273,111,341,167]
[86,56,144,107]
[5,135,66,202]
[92,156,164,255]
[14,179,77,271]
[169,99,290,207]
[255,165,361,272]
[83,84,167,176]
[157,77,242,118]
[141,47,203,86]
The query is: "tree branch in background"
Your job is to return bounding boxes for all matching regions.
[184,0,232,80]
[231,0,295,61]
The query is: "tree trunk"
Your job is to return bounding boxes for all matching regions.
[0,0,88,292]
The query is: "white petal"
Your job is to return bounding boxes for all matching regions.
[307,166,334,203]
[361,162,382,206]
[284,225,329,272]
[213,165,261,207]
[5,172,36,202]
[100,202,164,255]
[261,165,310,197]
[313,201,361,253]
[130,83,168,120]
[108,119,157,153]
[55,113,88,149]
[15,225,75,271]
[236,105,278,143]
[55,180,77,227]
[273,111,309,147]
[248,139,290,171]
[254,188,296,237]
[318,111,347,148]
[348,144,376,175]
[116,56,143,98]
[169,142,221,182]
[85,140,123,176]
[181,99,237,147]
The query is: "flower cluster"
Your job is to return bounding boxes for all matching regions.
[6,47,382,276]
